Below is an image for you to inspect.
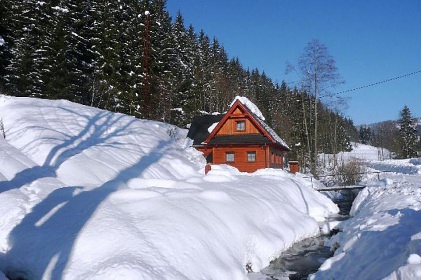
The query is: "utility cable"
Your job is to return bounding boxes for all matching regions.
[336,69,421,95]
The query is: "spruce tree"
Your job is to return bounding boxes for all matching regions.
[64,0,95,104]
[398,105,417,158]
[137,0,175,120]
[194,30,212,113]
[170,13,195,126]
[0,0,361,155]
[6,0,50,97]
[359,126,372,145]
[227,58,246,98]
[0,0,12,92]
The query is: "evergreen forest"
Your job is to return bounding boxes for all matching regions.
[0,0,361,173]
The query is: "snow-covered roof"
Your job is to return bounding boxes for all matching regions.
[207,122,218,133]
[230,96,265,121]
[253,113,290,150]
[231,96,290,150]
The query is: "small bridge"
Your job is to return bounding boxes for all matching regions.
[302,170,394,192]
[316,185,366,192]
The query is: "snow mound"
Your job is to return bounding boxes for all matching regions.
[312,178,421,280]
[0,96,338,279]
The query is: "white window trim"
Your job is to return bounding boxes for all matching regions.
[247,151,256,162]
[226,152,235,162]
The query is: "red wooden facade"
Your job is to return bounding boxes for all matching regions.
[189,99,290,173]
[198,145,286,173]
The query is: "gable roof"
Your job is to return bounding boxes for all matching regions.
[251,111,290,149]
[206,100,290,150]
[187,99,290,151]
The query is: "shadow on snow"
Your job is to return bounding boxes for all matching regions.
[0,109,136,193]
[313,208,421,280]
[0,108,171,279]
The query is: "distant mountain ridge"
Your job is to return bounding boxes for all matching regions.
[362,117,421,131]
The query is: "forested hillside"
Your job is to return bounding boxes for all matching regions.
[0,0,358,172]
[360,116,421,158]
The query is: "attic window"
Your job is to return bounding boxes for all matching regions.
[236,120,246,131]
[226,152,235,162]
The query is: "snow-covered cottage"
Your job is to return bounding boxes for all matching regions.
[187,97,290,173]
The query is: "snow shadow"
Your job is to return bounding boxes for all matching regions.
[313,208,421,280]
[0,108,172,278]
[2,139,171,279]
[0,109,135,193]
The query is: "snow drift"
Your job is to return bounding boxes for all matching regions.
[312,159,421,280]
[0,96,338,280]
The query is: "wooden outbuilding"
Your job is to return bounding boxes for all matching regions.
[187,98,290,173]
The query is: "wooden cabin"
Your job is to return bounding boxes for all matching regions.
[187,99,290,173]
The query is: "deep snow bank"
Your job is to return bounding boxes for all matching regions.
[367,158,421,175]
[0,96,338,279]
[312,162,421,280]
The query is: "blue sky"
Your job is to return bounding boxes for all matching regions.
[166,0,421,125]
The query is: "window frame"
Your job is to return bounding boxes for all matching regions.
[247,151,257,162]
[225,152,235,162]
[235,120,246,131]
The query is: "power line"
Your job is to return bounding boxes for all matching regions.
[336,69,421,95]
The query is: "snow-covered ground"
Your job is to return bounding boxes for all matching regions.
[319,142,392,166]
[0,95,338,280]
[311,151,421,279]
[1,95,420,280]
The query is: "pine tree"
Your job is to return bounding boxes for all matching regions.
[64,0,95,104]
[1,0,361,156]
[359,126,372,145]
[170,13,196,126]
[194,30,213,113]
[0,0,12,92]
[227,58,246,98]
[6,1,51,97]
[398,105,417,159]
[147,0,175,121]
[209,38,232,113]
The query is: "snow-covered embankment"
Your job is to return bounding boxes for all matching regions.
[0,96,338,279]
[312,159,421,280]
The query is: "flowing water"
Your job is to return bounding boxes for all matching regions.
[255,189,358,280]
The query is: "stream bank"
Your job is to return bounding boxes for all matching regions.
[251,189,360,280]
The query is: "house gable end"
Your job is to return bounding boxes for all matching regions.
[204,100,276,144]
[232,107,245,116]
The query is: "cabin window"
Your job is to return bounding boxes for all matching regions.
[236,120,246,131]
[226,152,235,162]
[247,151,256,162]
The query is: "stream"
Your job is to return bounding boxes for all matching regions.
[255,189,359,280]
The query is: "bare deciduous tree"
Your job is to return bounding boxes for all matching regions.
[296,39,344,175]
